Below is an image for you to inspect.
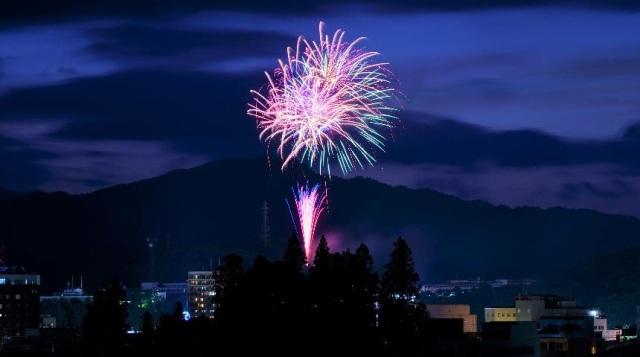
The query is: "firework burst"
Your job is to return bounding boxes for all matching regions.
[287,181,328,262]
[248,21,399,177]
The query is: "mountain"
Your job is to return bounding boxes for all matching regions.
[540,247,640,327]
[1,156,639,295]
[0,187,40,203]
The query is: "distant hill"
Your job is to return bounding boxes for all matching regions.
[1,156,640,295]
[0,187,39,202]
[539,247,640,327]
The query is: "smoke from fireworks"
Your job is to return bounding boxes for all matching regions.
[287,181,328,262]
[248,21,399,177]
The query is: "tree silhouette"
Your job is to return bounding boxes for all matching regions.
[352,243,381,352]
[80,276,129,357]
[155,302,185,351]
[378,236,433,356]
[310,234,331,275]
[381,236,419,300]
[213,253,244,310]
[283,232,307,271]
[131,310,155,352]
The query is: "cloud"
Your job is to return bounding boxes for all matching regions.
[37,139,209,193]
[0,119,209,193]
[86,23,295,70]
[0,134,53,190]
[345,161,640,218]
[0,69,266,143]
[2,0,639,26]
[0,23,120,93]
[0,69,267,192]
[558,179,634,201]
[384,111,640,169]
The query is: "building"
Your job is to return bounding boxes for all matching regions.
[126,280,189,329]
[187,271,216,319]
[485,307,518,322]
[593,314,622,342]
[39,279,92,329]
[426,304,478,334]
[483,321,540,357]
[421,278,539,296]
[485,294,598,356]
[161,281,189,313]
[0,266,41,336]
[515,294,546,322]
[636,306,640,339]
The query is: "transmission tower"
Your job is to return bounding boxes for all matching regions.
[260,200,271,247]
[146,237,158,282]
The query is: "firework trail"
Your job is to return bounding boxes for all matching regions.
[248,21,399,177]
[286,181,328,262]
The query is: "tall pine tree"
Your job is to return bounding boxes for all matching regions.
[379,236,432,356]
[381,236,419,301]
[309,234,331,275]
[283,232,307,271]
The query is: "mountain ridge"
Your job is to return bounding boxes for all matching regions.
[1,156,639,295]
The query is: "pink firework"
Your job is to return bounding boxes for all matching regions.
[248,21,398,177]
[287,181,328,262]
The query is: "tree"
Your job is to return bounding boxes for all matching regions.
[381,236,420,301]
[283,232,307,271]
[80,276,129,357]
[218,253,244,286]
[378,237,433,356]
[155,302,185,351]
[135,311,155,351]
[352,243,380,332]
[309,234,331,275]
[213,253,245,310]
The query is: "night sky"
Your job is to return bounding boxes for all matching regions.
[1,0,640,217]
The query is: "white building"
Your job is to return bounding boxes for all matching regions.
[594,315,622,342]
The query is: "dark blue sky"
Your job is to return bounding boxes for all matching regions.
[1,0,639,217]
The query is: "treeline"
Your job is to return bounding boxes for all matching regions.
[80,235,438,357]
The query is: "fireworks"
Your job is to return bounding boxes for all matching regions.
[287,181,328,262]
[248,21,399,177]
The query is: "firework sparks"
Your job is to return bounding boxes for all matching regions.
[248,21,399,177]
[287,181,328,262]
